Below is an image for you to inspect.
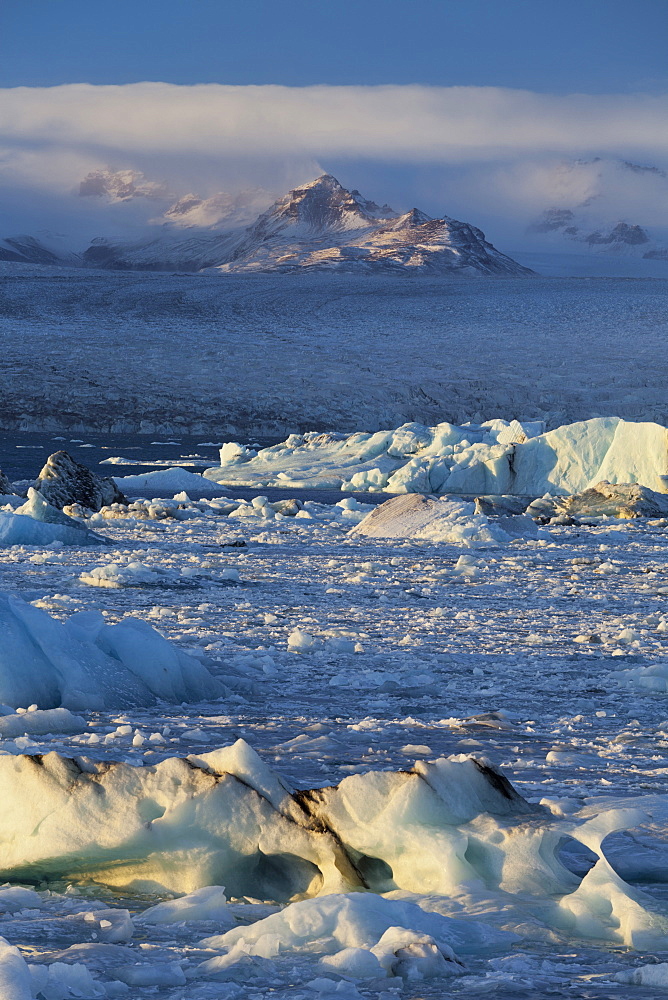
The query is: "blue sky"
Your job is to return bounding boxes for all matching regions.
[1,0,667,93]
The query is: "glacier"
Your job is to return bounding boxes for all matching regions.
[2,268,667,436]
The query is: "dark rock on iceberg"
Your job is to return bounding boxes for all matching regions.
[35,451,126,511]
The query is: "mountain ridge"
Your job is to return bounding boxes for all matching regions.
[3,174,534,277]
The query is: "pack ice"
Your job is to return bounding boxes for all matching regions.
[204,415,668,496]
[0,593,220,709]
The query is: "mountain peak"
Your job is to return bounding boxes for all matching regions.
[300,173,342,190]
[257,174,392,233]
[393,208,433,228]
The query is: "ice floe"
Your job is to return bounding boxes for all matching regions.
[114,466,229,498]
[196,893,477,981]
[0,707,85,738]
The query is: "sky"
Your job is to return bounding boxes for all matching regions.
[1,0,667,247]
[2,0,667,93]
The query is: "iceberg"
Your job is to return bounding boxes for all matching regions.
[351,494,543,547]
[554,480,668,520]
[0,740,664,957]
[203,416,668,497]
[196,893,471,981]
[0,489,107,547]
[137,885,234,926]
[34,450,125,511]
[0,592,221,710]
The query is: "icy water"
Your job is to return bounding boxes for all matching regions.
[0,431,239,482]
[1,431,668,997]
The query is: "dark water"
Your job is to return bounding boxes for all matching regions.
[0,431,391,505]
[0,430,232,481]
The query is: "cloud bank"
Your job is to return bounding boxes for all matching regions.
[2,83,667,162]
[0,83,667,241]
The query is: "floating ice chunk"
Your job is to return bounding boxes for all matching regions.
[474,495,530,516]
[288,628,318,652]
[0,707,85,738]
[197,893,466,981]
[79,561,163,588]
[612,660,668,693]
[28,960,104,998]
[34,450,125,511]
[0,592,221,709]
[557,856,668,949]
[83,908,134,943]
[219,442,258,465]
[0,936,36,1000]
[138,885,233,926]
[320,947,383,978]
[370,925,462,979]
[614,963,668,986]
[114,467,228,498]
[351,494,541,547]
[555,481,668,519]
[0,887,43,912]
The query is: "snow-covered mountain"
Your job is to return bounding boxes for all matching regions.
[0,234,79,267]
[75,174,532,276]
[527,159,668,260]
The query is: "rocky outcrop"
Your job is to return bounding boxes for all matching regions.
[34,451,126,511]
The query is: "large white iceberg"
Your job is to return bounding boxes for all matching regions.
[0,740,663,965]
[0,592,221,710]
[203,416,668,496]
[0,738,664,954]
